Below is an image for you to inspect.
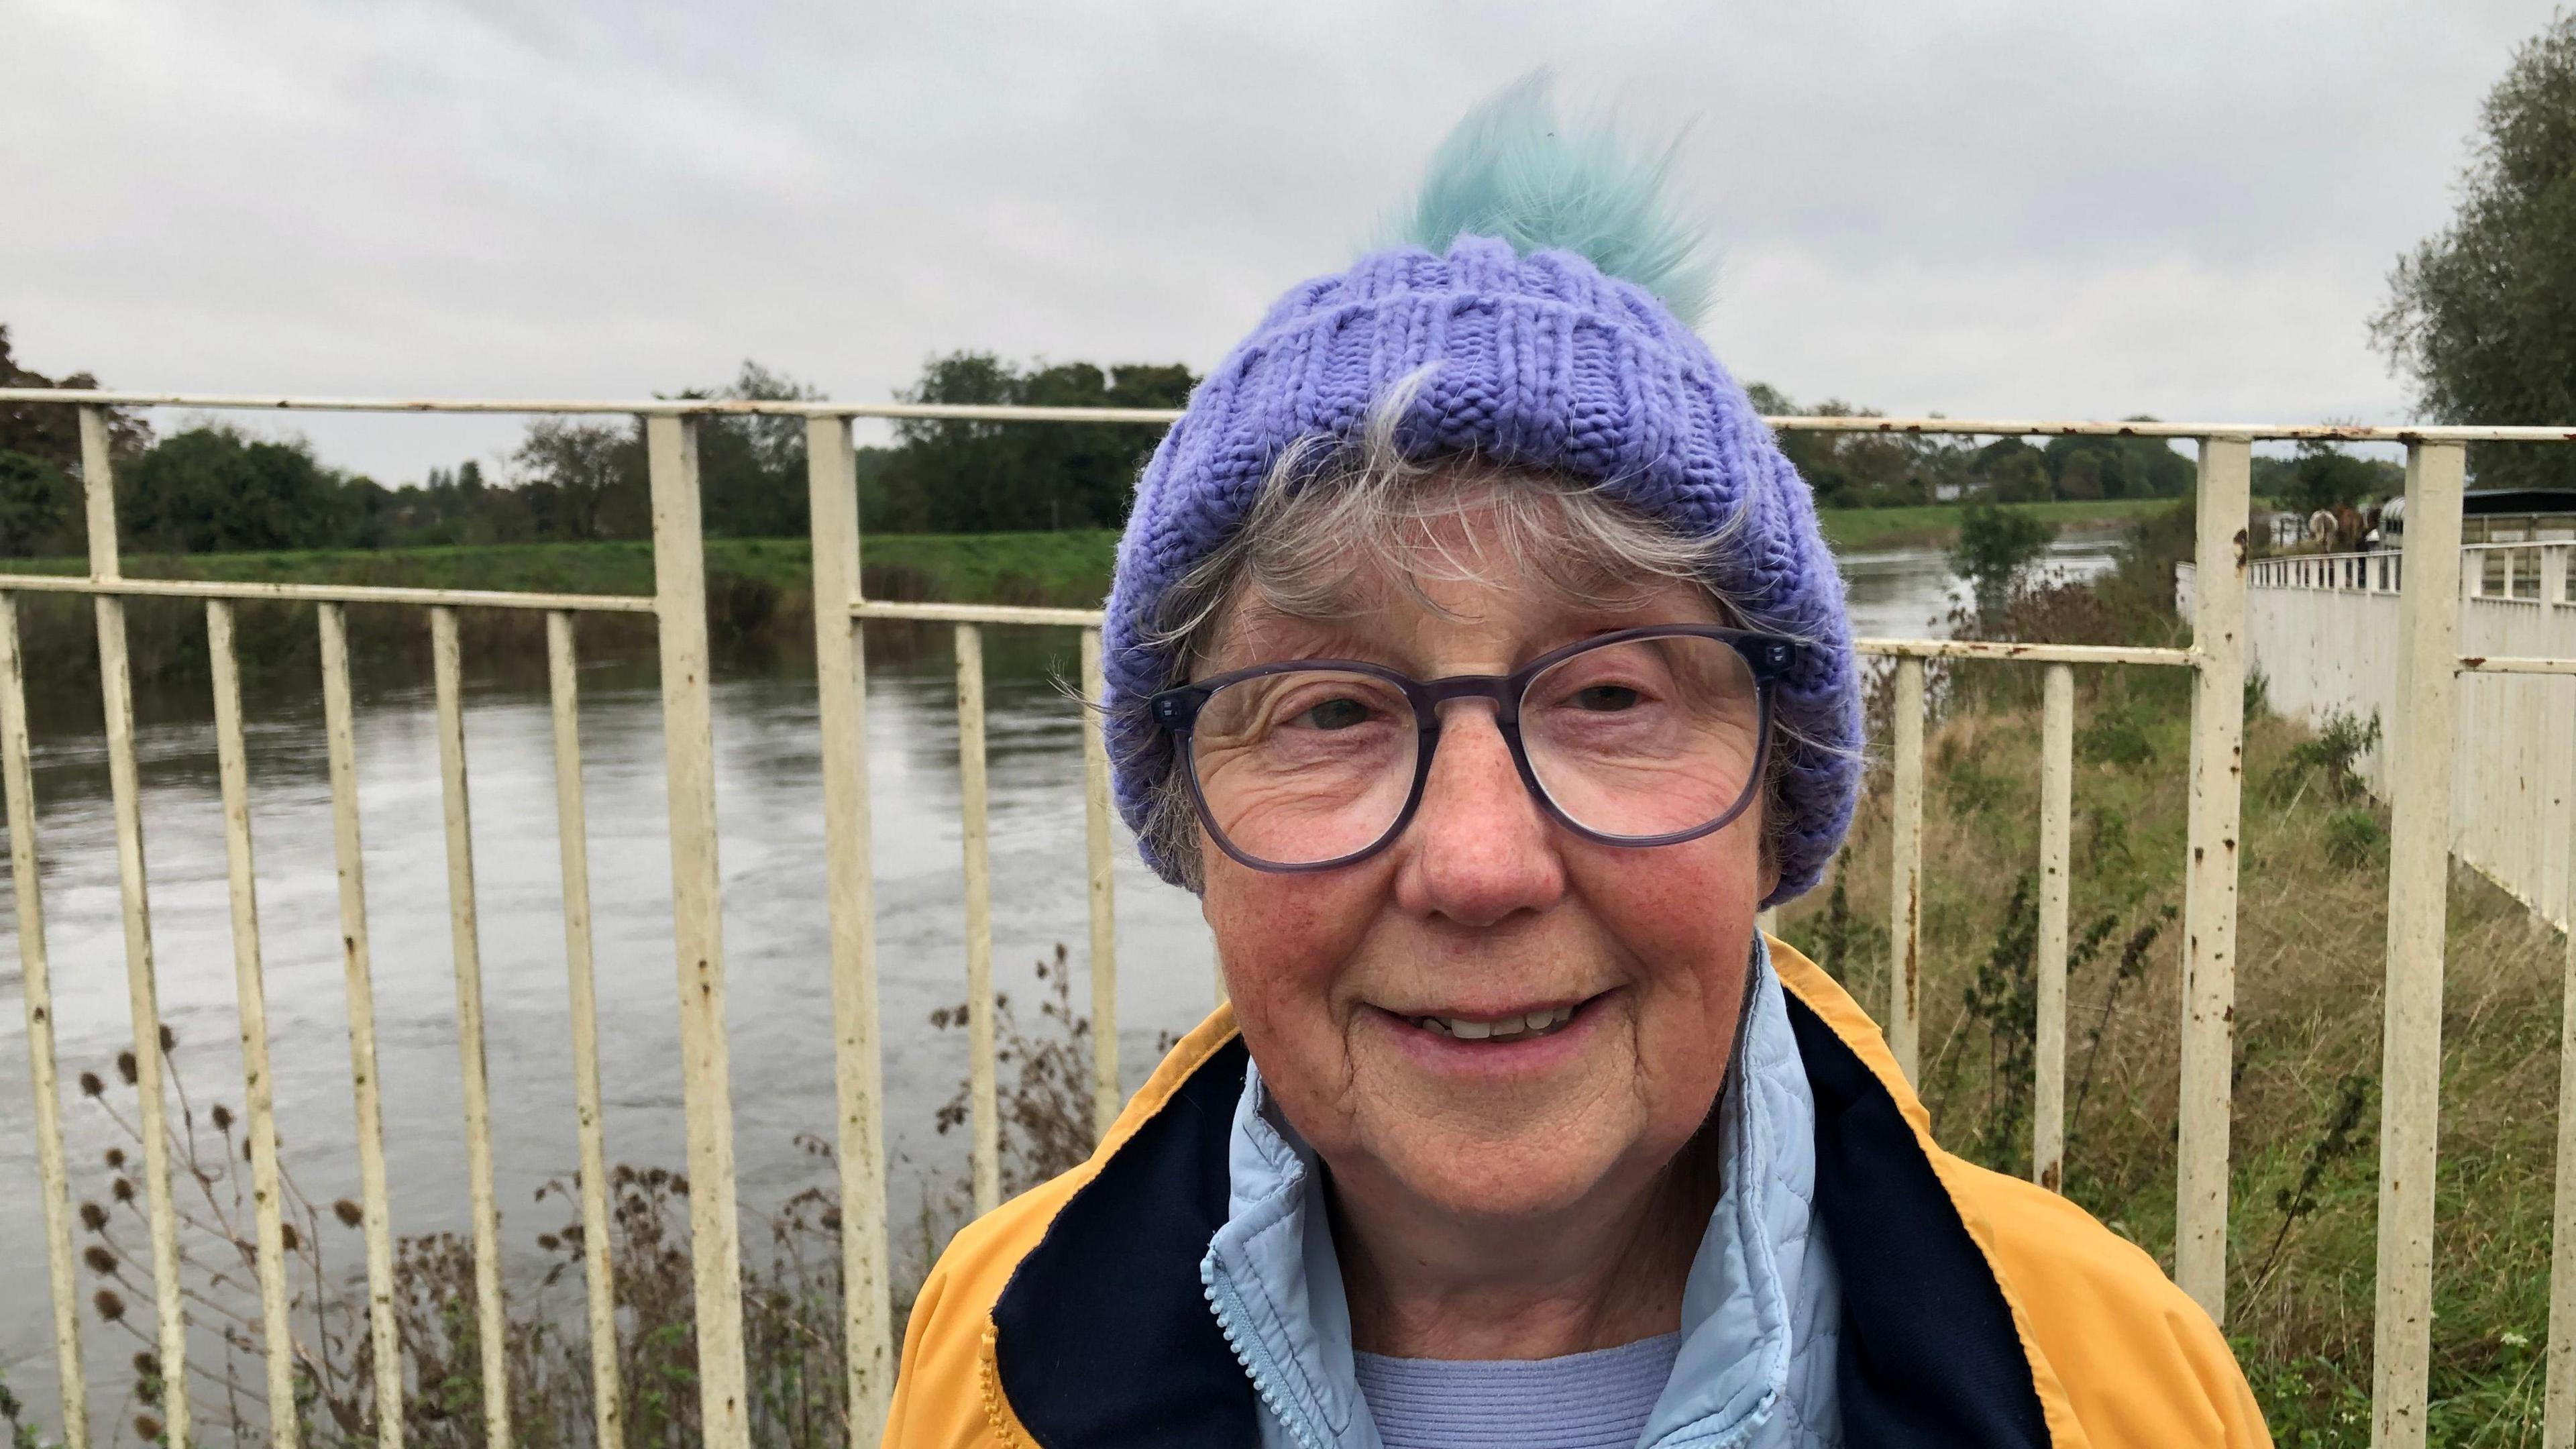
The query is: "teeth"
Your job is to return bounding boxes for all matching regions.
[1412,1005,1578,1041]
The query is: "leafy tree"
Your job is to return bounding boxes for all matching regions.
[1970,439,2053,503]
[1746,383,1972,508]
[2040,427,2194,500]
[1951,500,2057,623]
[687,360,826,539]
[878,353,1193,531]
[0,449,83,557]
[117,427,356,553]
[2251,440,2403,517]
[513,419,647,541]
[0,324,152,472]
[2372,11,2576,487]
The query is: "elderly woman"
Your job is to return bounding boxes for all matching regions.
[887,84,2266,1449]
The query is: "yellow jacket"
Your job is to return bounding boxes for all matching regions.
[885,939,2270,1447]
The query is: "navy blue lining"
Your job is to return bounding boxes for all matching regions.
[1782,991,2053,1448]
[989,1039,1257,1446]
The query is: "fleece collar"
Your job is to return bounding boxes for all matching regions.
[1199,941,1844,1449]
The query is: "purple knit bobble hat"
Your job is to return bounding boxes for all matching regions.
[1102,80,1861,906]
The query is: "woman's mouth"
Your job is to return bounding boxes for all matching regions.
[1407,1004,1580,1041]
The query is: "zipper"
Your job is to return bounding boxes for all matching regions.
[1201,1256,1334,1449]
[973,1321,1033,1448]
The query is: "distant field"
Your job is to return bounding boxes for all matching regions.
[1816,496,2169,553]
[0,498,2173,608]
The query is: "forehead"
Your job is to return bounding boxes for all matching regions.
[1202,525,1729,673]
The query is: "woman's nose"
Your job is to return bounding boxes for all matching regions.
[1390,705,1566,927]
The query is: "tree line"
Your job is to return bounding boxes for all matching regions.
[3,328,2209,561]
[1746,384,2199,509]
[0,337,1195,557]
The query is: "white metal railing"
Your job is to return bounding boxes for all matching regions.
[0,390,2569,1449]
[2252,539,2576,608]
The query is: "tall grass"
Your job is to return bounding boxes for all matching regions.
[1781,677,2560,1444]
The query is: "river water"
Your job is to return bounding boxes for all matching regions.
[0,537,2109,1411]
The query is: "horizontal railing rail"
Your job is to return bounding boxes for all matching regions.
[9,384,2576,441]
[0,390,2567,1449]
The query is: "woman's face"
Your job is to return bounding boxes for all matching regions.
[1195,507,1774,1228]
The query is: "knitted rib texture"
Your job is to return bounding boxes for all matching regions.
[1102,234,1860,904]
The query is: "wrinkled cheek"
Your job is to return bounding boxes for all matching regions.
[1203,867,1373,1076]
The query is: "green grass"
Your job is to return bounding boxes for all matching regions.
[0,530,1125,608]
[1815,496,2169,553]
[0,501,2166,606]
[1780,680,2560,1444]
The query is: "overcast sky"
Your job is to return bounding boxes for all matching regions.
[4,0,2561,482]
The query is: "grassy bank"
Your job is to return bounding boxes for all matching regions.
[0,529,1124,610]
[1815,496,2168,552]
[1778,676,2557,1442]
[0,496,2169,613]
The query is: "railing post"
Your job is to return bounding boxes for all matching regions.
[2033,663,2074,1191]
[2176,433,2249,1325]
[1079,627,1121,1142]
[1887,656,1925,1081]
[429,607,511,1449]
[315,604,402,1449]
[2373,439,2465,1449]
[2548,704,2576,1446]
[955,623,1000,1213]
[83,406,189,1449]
[207,601,299,1449]
[804,415,894,1437]
[543,612,624,1449]
[2543,543,2566,621]
[0,593,89,1449]
[644,414,753,1449]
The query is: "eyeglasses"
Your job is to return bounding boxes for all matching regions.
[1149,625,1799,873]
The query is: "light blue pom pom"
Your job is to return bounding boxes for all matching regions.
[1387,72,1713,327]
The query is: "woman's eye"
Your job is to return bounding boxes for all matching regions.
[1569,683,1642,712]
[1297,696,1375,730]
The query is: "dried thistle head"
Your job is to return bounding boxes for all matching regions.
[333,1198,363,1228]
[111,1178,134,1203]
[80,1201,108,1232]
[211,1103,234,1132]
[279,1222,301,1251]
[79,1071,103,1097]
[83,1246,116,1275]
[103,1146,124,1169]
[158,1024,175,1053]
[135,1413,162,1442]
[116,1051,137,1085]
[93,1288,125,1322]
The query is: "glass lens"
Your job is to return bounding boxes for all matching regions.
[1188,668,1419,866]
[1520,634,1764,839]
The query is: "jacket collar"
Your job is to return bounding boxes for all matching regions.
[989,944,2051,1449]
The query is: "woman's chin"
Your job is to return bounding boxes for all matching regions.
[1361,1122,1634,1225]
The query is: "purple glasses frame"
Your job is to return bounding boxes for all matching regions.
[1147,624,1802,873]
